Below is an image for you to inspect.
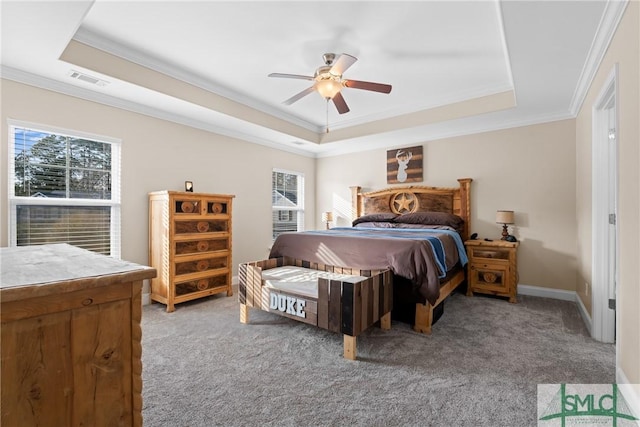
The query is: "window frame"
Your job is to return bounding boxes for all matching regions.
[7,120,122,258]
[272,168,305,240]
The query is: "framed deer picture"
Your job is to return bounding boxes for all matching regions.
[386,145,423,184]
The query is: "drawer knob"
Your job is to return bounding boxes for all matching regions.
[197,221,209,233]
[180,201,195,213]
[483,272,497,283]
[197,279,209,291]
[197,241,209,252]
[210,203,223,214]
[82,298,94,306]
[196,260,209,271]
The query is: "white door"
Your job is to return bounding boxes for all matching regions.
[606,107,618,322]
[591,65,617,344]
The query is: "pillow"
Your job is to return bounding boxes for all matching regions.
[353,221,398,229]
[393,211,464,230]
[352,213,398,227]
[393,223,457,231]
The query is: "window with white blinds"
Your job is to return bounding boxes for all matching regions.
[272,169,304,240]
[8,123,121,257]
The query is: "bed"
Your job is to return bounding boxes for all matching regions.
[269,178,472,334]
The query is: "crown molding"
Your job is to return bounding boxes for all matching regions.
[73,27,323,134]
[1,66,316,158]
[569,0,628,116]
[327,83,515,131]
[1,64,575,160]
[316,109,574,158]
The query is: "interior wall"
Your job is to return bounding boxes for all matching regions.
[316,119,577,292]
[0,79,316,287]
[575,0,640,391]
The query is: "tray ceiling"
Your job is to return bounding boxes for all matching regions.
[1,1,620,157]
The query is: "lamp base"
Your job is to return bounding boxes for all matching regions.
[501,224,509,240]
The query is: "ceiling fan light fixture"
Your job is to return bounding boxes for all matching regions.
[316,78,343,99]
[268,53,391,113]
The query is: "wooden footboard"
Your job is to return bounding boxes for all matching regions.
[238,257,392,360]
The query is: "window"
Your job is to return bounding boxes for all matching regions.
[272,169,304,239]
[8,122,121,257]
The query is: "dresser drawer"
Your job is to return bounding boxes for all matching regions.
[174,219,229,234]
[175,254,228,275]
[203,199,229,215]
[175,237,229,255]
[174,198,202,214]
[175,273,229,296]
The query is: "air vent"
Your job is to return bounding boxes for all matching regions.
[68,70,109,87]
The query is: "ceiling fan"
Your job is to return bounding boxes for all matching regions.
[268,53,392,115]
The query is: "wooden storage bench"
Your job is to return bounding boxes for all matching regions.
[238,257,393,360]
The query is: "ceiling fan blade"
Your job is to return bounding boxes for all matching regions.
[332,92,350,114]
[283,86,316,105]
[344,79,392,94]
[268,73,314,80]
[330,53,357,75]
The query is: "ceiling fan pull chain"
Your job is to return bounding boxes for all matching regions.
[326,99,330,133]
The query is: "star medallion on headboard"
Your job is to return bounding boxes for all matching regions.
[391,192,418,214]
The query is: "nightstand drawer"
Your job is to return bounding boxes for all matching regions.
[468,247,510,262]
[468,263,509,292]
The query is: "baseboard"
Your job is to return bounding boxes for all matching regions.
[517,284,576,301]
[617,367,640,421]
[575,293,592,334]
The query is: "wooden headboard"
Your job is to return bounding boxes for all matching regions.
[350,178,472,241]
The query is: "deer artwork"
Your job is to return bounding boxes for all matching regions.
[395,149,413,183]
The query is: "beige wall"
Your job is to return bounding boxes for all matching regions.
[0,80,316,284]
[575,1,639,388]
[317,119,578,291]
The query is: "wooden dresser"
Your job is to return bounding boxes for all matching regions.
[149,191,234,312]
[0,244,156,427]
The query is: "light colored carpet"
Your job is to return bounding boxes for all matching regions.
[141,289,614,427]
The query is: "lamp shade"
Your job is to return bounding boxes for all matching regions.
[496,210,515,224]
[322,211,334,223]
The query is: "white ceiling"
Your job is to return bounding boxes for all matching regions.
[1,1,624,157]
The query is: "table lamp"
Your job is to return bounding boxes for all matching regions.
[322,211,334,230]
[496,210,515,240]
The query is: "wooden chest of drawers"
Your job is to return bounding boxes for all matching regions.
[1,244,156,426]
[149,191,234,312]
[464,239,519,303]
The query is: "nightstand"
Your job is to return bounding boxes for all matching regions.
[464,239,519,303]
